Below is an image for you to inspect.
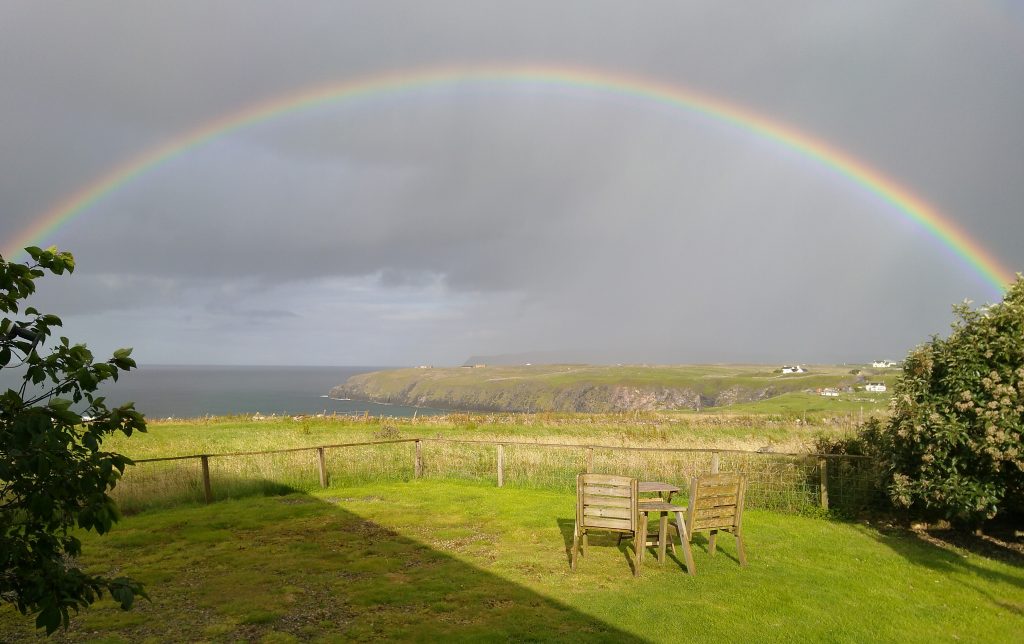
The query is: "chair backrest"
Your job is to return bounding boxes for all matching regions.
[686,473,746,534]
[576,474,639,534]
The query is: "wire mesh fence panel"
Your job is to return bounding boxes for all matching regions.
[109,439,880,517]
[503,444,584,490]
[828,457,881,515]
[326,443,414,486]
[589,448,717,490]
[717,453,820,512]
[111,459,205,513]
[420,441,498,483]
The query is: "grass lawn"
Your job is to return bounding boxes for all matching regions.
[2,481,1021,642]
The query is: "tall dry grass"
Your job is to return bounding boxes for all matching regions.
[109,421,878,517]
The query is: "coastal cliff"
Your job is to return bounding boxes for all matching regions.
[330,364,856,413]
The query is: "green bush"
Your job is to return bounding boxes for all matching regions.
[1,247,147,633]
[881,279,1024,523]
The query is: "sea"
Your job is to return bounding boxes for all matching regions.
[0,365,446,419]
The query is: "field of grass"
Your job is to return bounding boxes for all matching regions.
[106,411,850,458]
[718,390,891,415]
[2,480,1021,642]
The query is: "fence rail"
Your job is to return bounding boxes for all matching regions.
[115,438,878,515]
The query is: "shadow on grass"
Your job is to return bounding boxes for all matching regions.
[920,522,1024,568]
[869,522,1024,616]
[555,517,727,575]
[3,488,647,642]
[555,518,641,574]
[116,473,306,515]
[633,525,742,573]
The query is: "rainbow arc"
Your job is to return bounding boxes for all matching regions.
[2,65,1013,292]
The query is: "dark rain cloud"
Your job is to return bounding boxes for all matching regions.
[1,1,1022,365]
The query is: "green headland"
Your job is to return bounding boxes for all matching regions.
[331,363,898,414]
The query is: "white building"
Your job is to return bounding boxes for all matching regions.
[865,382,887,393]
[820,388,840,397]
[872,360,897,368]
[780,365,806,374]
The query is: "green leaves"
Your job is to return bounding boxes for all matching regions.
[1,247,147,633]
[112,347,136,370]
[875,278,1024,524]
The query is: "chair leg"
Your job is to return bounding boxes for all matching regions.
[634,528,644,577]
[571,522,580,571]
[736,531,748,567]
[582,531,589,555]
[674,511,696,576]
[709,529,718,556]
[658,512,668,563]
[639,509,649,550]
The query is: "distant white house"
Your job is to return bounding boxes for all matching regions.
[417,365,433,369]
[780,365,806,374]
[872,360,897,368]
[865,382,887,393]
[820,388,840,397]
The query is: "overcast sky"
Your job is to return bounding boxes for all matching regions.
[2,1,1022,366]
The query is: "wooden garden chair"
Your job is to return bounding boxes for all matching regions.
[571,474,644,576]
[633,474,747,575]
[676,472,748,570]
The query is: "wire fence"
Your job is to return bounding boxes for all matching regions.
[111,438,878,516]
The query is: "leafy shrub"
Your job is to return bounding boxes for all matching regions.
[881,279,1024,523]
[1,247,147,633]
[813,418,885,459]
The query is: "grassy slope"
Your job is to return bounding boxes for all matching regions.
[336,364,898,413]
[2,481,1020,642]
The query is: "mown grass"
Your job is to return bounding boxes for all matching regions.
[1,480,1021,642]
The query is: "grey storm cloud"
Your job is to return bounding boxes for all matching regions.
[1,1,1022,365]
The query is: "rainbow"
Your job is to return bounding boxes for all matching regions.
[3,64,1013,291]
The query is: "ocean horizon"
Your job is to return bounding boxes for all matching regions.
[0,364,446,419]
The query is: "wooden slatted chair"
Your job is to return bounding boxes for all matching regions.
[571,474,644,576]
[682,473,748,568]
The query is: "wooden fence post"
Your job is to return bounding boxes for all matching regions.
[200,455,213,504]
[708,451,721,553]
[414,440,422,478]
[317,447,328,488]
[818,457,829,510]
[497,444,505,488]
[585,447,594,473]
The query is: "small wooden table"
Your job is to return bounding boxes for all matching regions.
[638,481,682,563]
[638,481,680,503]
